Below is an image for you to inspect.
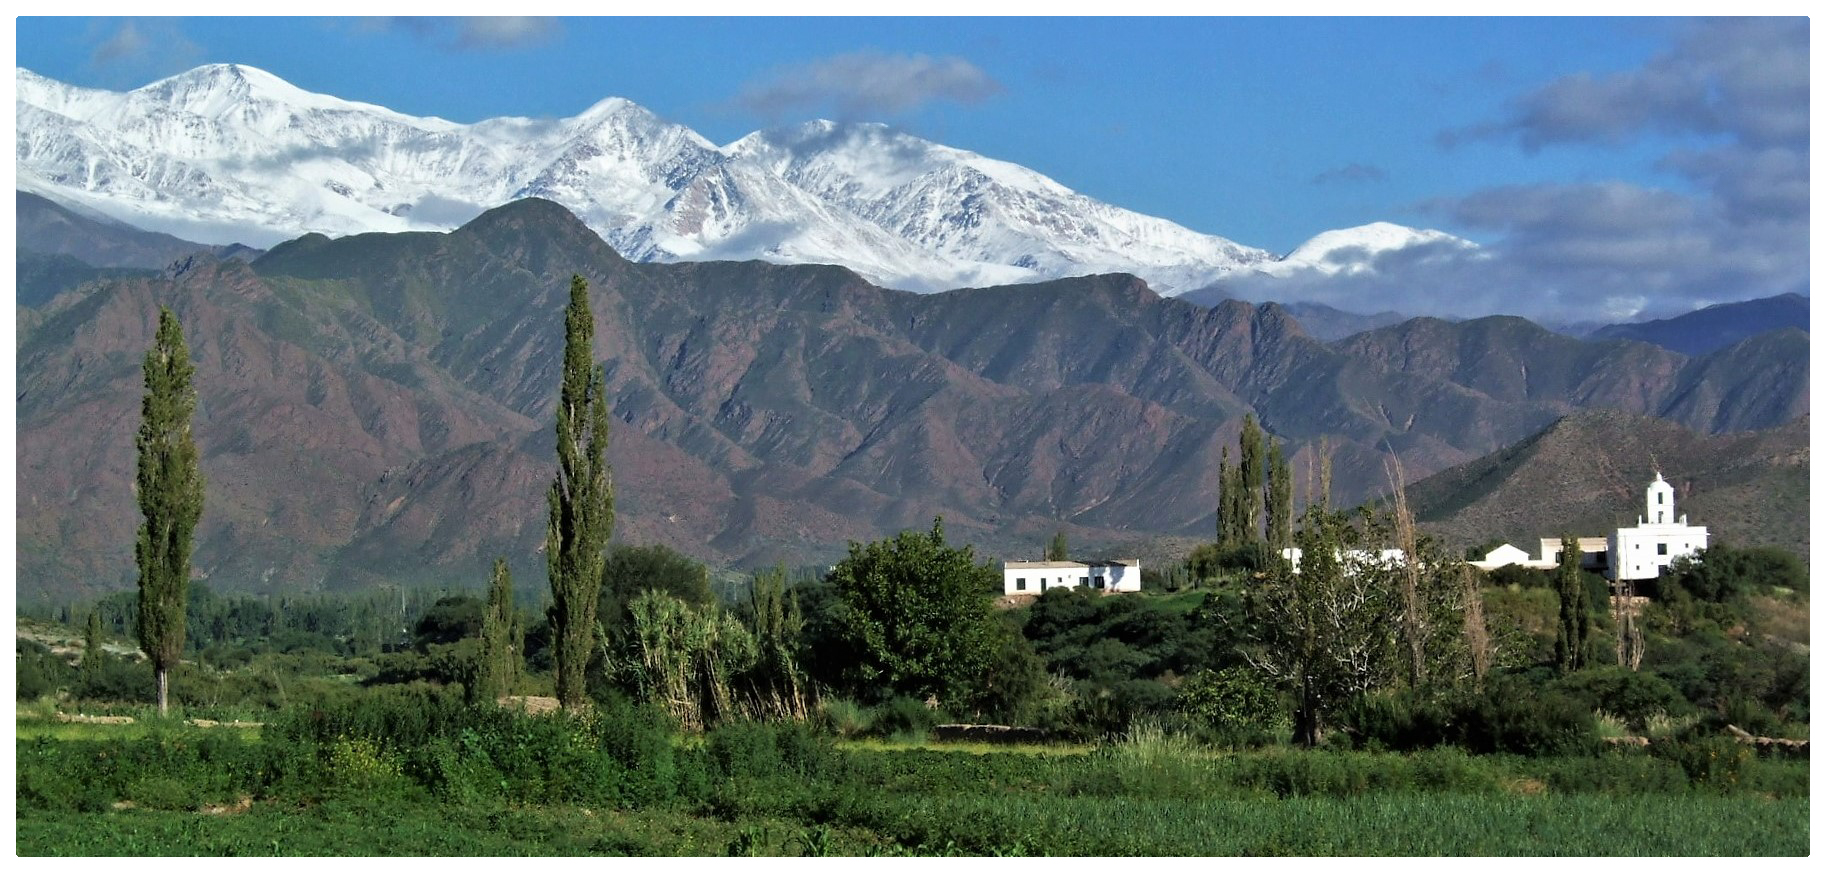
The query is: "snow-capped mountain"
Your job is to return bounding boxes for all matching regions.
[1255,222,1479,278]
[18,64,1449,294]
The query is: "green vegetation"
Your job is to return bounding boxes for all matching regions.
[135,306,205,716]
[14,703,1810,856]
[547,273,615,709]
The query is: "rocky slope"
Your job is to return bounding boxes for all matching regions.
[15,199,1809,602]
[1405,410,1810,556]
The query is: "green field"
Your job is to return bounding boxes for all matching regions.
[15,714,1810,856]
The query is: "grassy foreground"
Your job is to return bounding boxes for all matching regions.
[17,793,1808,856]
[14,707,1810,857]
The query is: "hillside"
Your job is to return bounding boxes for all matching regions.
[1405,410,1810,556]
[14,199,1811,602]
[1591,293,1810,356]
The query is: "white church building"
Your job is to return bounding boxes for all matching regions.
[1002,559,1141,596]
[1607,472,1708,581]
[1469,472,1707,582]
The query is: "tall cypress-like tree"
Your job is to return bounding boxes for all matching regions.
[547,275,615,709]
[1265,438,1292,551]
[1238,415,1266,543]
[478,557,520,703]
[1553,534,1589,674]
[83,609,108,682]
[1045,530,1069,562]
[1216,447,1236,546]
[135,306,204,717]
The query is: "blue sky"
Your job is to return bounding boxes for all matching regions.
[12,15,1812,320]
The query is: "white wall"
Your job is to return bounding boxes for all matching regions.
[1002,562,1141,595]
[1609,526,1708,581]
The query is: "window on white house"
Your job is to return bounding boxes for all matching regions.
[1658,492,1665,504]
[1016,578,1026,591]
[1657,543,1668,556]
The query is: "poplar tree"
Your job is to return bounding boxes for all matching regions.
[83,610,108,681]
[547,275,615,709]
[1045,530,1069,562]
[1265,438,1292,551]
[1238,415,1266,543]
[1216,447,1236,546]
[135,307,204,717]
[478,558,520,703]
[1553,534,1590,674]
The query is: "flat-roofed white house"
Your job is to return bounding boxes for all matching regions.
[1002,559,1141,596]
[1539,537,1610,572]
[1278,547,1406,574]
[1607,473,1708,581]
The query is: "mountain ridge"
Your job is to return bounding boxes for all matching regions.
[15,199,1809,602]
[19,63,1450,297]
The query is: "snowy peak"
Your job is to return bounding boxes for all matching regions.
[19,64,1328,295]
[1264,222,1478,277]
[136,63,320,116]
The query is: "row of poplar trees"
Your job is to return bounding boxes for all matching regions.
[125,275,616,714]
[1214,414,1295,551]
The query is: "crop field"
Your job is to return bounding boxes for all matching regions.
[14,711,1810,857]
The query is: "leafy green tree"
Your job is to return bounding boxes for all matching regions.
[477,558,521,702]
[823,518,1006,712]
[599,543,713,647]
[1045,529,1069,562]
[413,595,484,650]
[135,306,205,717]
[1553,534,1591,675]
[1232,504,1475,747]
[1186,542,1224,587]
[547,275,615,709]
[1178,666,1285,737]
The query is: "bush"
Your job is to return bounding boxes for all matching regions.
[74,655,153,703]
[1553,667,1691,729]
[16,639,71,700]
[869,696,946,741]
[706,719,832,781]
[1179,666,1286,740]
[1457,684,1598,757]
[817,698,873,738]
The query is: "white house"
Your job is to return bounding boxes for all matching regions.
[1607,473,1708,581]
[1468,543,1536,571]
[1538,537,1610,572]
[1002,559,1141,596]
[1278,547,1405,575]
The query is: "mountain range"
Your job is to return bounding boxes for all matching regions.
[1589,293,1812,357]
[17,62,1478,298]
[14,198,1809,603]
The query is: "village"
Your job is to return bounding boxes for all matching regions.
[1000,472,1708,597]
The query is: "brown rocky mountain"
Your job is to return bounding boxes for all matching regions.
[1404,410,1810,557]
[14,199,1811,603]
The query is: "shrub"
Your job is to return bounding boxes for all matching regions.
[707,719,832,781]
[817,697,873,738]
[1456,684,1598,757]
[1554,666,1691,729]
[869,696,945,741]
[16,639,70,700]
[1178,666,1286,746]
